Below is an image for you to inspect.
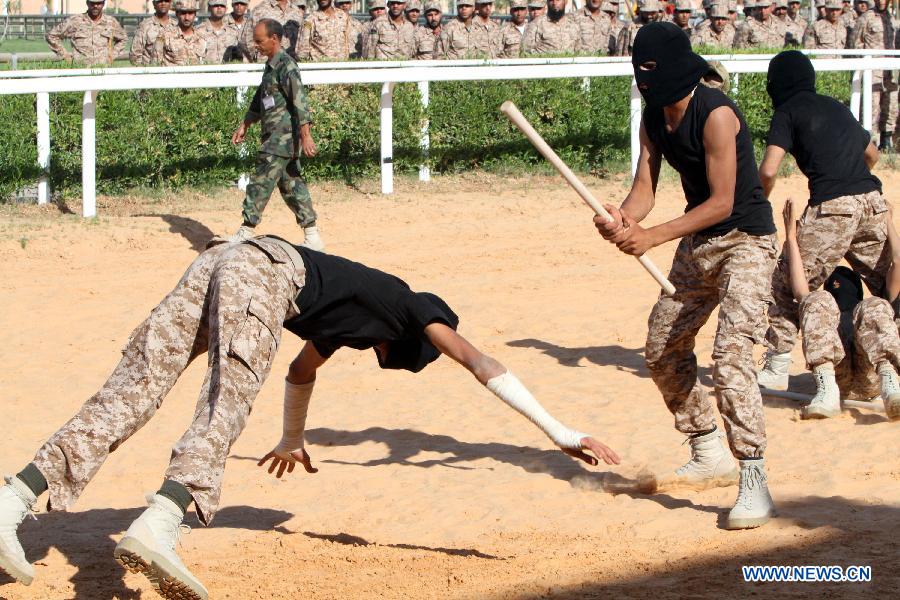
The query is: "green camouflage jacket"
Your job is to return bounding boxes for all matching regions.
[245,49,312,158]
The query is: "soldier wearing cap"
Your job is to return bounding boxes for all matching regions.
[499,0,529,57]
[522,0,580,55]
[692,3,735,48]
[842,0,858,29]
[850,0,897,150]
[413,1,442,58]
[734,0,788,48]
[614,0,660,56]
[773,0,803,45]
[196,0,242,63]
[472,0,502,57]
[225,0,249,32]
[673,0,692,34]
[363,0,416,58]
[603,1,625,46]
[161,1,207,65]
[692,0,713,37]
[367,0,387,21]
[803,0,847,48]
[130,0,177,65]
[239,0,306,61]
[787,0,807,31]
[296,0,354,60]
[405,0,422,25]
[333,0,365,57]
[814,0,826,19]
[437,0,478,58]
[528,0,547,21]
[46,0,127,65]
[728,0,738,22]
[576,0,612,54]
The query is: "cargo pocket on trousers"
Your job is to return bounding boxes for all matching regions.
[715,274,769,354]
[228,297,278,383]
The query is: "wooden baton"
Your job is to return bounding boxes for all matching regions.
[500,100,676,297]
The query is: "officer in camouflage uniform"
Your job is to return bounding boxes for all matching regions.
[414,1,443,58]
[46,0,127,66]
[297,0,354,60]
[335,0,366,57]
[162,1,208,66]
[615,0,660,56]
[773,0,803,45]
[522,0,580,55]
[437,0,481,59]
[225,0,250,32]
[803,0,847,49]
[196,0,243,63]
[842,0,859,29]
[603,1,625,55]
[693,0,714,35]
[130,0,177,65]
[850,0,896,149]
[405,0,422,26]
[363,0,416,59]
[576,0,612,55]
[239,0,306,61]
[472,0,502,58]
[734,0,788,48]
[691,3,735,49]
[787,0,808,32]
[673,0,693,35]
[529,0,547,20]
[499,0,529,57]
[231,19,324,249]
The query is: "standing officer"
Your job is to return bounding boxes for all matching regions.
[802,0,847,49]
[438,0,479,58]
[576,0,613,55]
[239,0,306,61]
[522,0,580,55]
[230,19,324,249]
[335,0,366,57]
[773,0,803,45]
[130,0,177,65]
[414,1,443,58]
[162,1,208,66]
[849,0,896,150]
[529,0,547,21]
[615,0,660,56]
[691,3,735,49]
[196,0,243,63]
[499,0,529,57]
[363,0,416,59]
[734,0,788,48]
[46,0,127,65]
[225,0,250,31]
[297,0,354,61]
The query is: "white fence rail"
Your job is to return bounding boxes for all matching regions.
[3,51,900,216]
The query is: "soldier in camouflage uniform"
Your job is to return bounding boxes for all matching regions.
[787,0,807,33]
[842,0,859,29]
[297,0,354,60]
[239,0,306,61]
[529,0,547,20]
[414,1,443,58]
[405,0,422,25]
[734,0,788,48]
[363,0,416,59]
[196,0,243,63]
[231,19,324,249]
[335,0,366,58]
[603,1,625,55]
[850,0,896,149]
[46,0,127,66]
[162,1,208,66]
[673,0,693,35]
[773,0,803,45]
[576,0,613,55]
[499,0,528,58]
[130,0,177,65]
[522,0,580,55]
[803,0,847,49]
[691,3,735,49]
[438,0,481,59]
[615,0,660,56]
[295,0,309,22]
[225,0,250,32]
[472,0,502,57]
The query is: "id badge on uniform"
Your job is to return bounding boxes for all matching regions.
[262,94,276,110]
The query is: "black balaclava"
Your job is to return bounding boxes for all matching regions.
[825,266,864,313]
[632,21,708,109]
[766,50,816,108]
[376,292,459,373]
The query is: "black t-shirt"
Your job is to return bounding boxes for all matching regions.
[643,85,776,237]
[282,247,457,361]
[766,91,881,206]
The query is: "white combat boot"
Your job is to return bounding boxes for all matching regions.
[0,476,36,585]
[726,459,776,530]
[301,225,325,252]
[672,429,739,488]
[114,494,208,600]
[228,224,255,243]
[878,363,900,421]
[802,367,841,419]
[757,351,792,390]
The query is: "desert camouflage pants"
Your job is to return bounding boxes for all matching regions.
[873,71,898,140]
[766,191,890,354]
[799,290,900,398]
[32,238,303,524]
[646,229,777,459]
[241,152,316,228]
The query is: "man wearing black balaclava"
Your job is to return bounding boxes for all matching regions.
[594,22,777,530]
[779,196,900,421]
[757,51,890,400]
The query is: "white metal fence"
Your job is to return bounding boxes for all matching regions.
[3,50,900,217]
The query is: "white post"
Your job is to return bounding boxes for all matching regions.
[418,80,430,182]
[380,81,396,195]
[862,67,873,133]
[732,72,739,95]
[236,86,249,191]
[36,92,50,205]
[82,90,97,218]
[629,77,641,178]
[851,70,862,120]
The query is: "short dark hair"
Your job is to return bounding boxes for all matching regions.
[257,18,283,40]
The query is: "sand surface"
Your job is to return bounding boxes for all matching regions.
[0,171,897,599]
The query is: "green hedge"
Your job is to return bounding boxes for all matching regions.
[0,61,855,201]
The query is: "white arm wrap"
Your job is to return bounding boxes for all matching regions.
[485,371,587,450]
[274,380,314,458]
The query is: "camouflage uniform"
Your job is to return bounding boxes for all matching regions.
[223,12,248,34]
[775,2,805,45]
[691,6,736,49]
[841,5,857,30]
[437,14,495,59]
[788,5,808,34]
[471,13,502,58]
[195,19,242,63]
[799,290,900,398]
[498,19,526,57]
[647,230,776,458]
[575,5,612,54]
[615,3,658,56]
[802,12,848,48]
[46,12,127,65]
[849,10,897,140]
[603,3,625,55]
[32,238,304,525]
[766,191,891,353]
[162,26,208,66]
[242,50,317,228]
[130,14,177,65]
[414,23,441,58]
[733,11,788,48]
[521,13,581,55]
[240,0,306,61]
[362,15,416,59]
[297,8,354,60]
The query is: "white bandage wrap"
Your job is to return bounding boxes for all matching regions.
[486,371,587,450]
[274,380,314,458]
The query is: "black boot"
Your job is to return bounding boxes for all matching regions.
[879,131,894,152]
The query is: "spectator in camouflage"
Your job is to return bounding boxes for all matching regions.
[46,0,127,66]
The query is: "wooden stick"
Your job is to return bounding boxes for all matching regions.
[500,101,676,296]
[760,388,886,414]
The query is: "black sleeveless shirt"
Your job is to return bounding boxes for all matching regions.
[643,85,776,237]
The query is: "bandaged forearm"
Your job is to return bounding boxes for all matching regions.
[486,371,587,450]
[274,380,314,457]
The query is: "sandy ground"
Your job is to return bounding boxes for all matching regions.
[0,171,897,600]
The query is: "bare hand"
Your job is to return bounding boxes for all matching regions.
[782,197,799,240]
[301,135,317,158]
[563,436,621,466]
[232,122,248,145]
[257,448,318,478]
[614,212,657,256]
[594,204,625,241]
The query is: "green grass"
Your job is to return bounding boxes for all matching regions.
[0,38,54,53]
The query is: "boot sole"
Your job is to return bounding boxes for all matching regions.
[801,406,840,420]
[725,512,774,530]
[0,552,33,586]
[884,393,900,421]
[758,381,789,392]
[114,536,208,600]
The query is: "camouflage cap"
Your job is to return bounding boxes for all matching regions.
[405,0,421,9]
[509,0,529,7]
[528,0,546,7]
[231,0,248,3]
[639,0,661,11]
[475,0,494,4]
[174,0,199,11]
[729,0,737,11]
[423,0,441,10]
[754,0,772,6]
[600,0,616,10]
[369,0,386,8]
[294,0,307,6]
[207,0,226,6]
[674,0,692,9]
[774,0,787,7]
[744,0,755,7]
[455,0,474,5]
[825,0,842,7]
[710,2,728,16]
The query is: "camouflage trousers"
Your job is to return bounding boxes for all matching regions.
[766,191,890,354]
[873,70,899,138]
[32,239,303,525]
[241,153,317,228]
[799,290,900,398]
[646,229,777,459]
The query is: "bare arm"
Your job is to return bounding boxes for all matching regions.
[423,322,505,384]
[759,144,786,199]
[865,140,880,170]
[286,341,331,384]
[782,198,810,301]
